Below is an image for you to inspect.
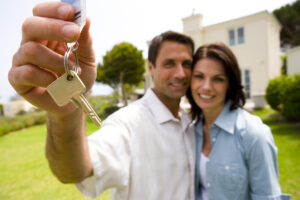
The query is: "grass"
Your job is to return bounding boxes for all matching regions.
[252,108,300,198]
[1,107,299,199]
[0,122,110,200]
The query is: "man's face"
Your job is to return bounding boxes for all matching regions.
[148,41,193,103]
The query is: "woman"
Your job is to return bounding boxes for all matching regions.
[186,42,290,200]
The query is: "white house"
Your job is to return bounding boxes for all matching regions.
[286,46,300,76]
[182,11,282,108]
[3,98,36,117]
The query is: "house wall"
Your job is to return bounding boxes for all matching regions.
[182,14,204,49]
[287,46,300,76]
[3,99,36,117]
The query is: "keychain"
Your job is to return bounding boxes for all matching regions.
[61,0,86,78]
[46,0,101,126]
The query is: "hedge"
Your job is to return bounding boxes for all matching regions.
[265,73,300,121]
[0,111,46,137]
[265,76,285,111]
[280,74,300,121]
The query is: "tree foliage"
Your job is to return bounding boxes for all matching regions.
[96,42,145,105]
[273,0,300,48]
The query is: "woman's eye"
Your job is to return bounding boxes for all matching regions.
[193,74,204,79]
[214,77,225,82]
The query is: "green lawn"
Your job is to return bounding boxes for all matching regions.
[0,108,299,199]
[0,122,110,200]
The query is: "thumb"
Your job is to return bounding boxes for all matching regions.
[77,17,95,64]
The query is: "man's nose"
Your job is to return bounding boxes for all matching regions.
[174,64,187,79]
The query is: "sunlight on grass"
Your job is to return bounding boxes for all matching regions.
[0,123,110,200]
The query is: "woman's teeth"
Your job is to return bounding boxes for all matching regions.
[200,94,213,99]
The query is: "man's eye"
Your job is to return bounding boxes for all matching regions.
[182,61,192,68]
[164,61,175,67]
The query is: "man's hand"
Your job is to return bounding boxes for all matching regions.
[8,1,96,117]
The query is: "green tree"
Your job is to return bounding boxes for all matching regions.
[273,0,300,48]
[96,42,145,106]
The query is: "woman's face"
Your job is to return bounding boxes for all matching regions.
[191,58,229,114]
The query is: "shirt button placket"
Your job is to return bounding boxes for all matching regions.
[212,137,216,143]
[225,165,230,171]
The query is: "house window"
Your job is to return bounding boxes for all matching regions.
[244,69,251,98]
[229,27,245,46]
[237,27,244,44]
[229,29,235,46]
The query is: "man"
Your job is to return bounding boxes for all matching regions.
[8,2,195,199]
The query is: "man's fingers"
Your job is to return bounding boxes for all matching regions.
[21,16,80,44]
[77,18,95,65]
[14,41,67,75]
[8,64,57,96]
[33,2,75,21]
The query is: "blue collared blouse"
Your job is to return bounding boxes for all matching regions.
[195,101,290,200]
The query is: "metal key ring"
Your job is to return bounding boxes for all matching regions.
[64,42,79,80]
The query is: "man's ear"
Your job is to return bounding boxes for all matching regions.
[147,60,155,76]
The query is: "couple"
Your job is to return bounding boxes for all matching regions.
[9,2,288,200]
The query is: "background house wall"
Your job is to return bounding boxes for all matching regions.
[3,98,36,117]
[287,46,300,76]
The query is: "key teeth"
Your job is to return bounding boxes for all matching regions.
[88,112,102,126]
[91,116,102,126]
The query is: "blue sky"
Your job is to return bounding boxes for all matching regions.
[0,0,294,103]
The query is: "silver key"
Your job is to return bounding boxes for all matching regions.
[47,70,101,126]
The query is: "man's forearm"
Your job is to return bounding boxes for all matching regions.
[46,108,93,183]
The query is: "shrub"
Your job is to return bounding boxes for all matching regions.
[0,104,3,116]
[0,111,46,137]
[280,74,300,121]
[88,94,118,117]
[102,105,120,118]
[265,76,286,111]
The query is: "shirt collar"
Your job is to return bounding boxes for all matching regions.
[214,100,238,135]
[143,88,190,125]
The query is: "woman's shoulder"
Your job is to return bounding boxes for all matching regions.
[235,108,272,143]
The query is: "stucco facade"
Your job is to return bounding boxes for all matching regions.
[3,98,36,117]
[286,46,300,76]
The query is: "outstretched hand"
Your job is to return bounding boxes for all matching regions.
[8,1,96,117]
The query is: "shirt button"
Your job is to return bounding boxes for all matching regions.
[212,137,216,142]
[225,165,230,170]
[207,183,211,188]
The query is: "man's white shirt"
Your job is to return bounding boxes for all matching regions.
[76,89,195,200]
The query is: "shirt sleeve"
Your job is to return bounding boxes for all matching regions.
[242,116,283,200]
[76,111,132,198]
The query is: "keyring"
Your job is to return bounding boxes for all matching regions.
[64,42,79,80]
